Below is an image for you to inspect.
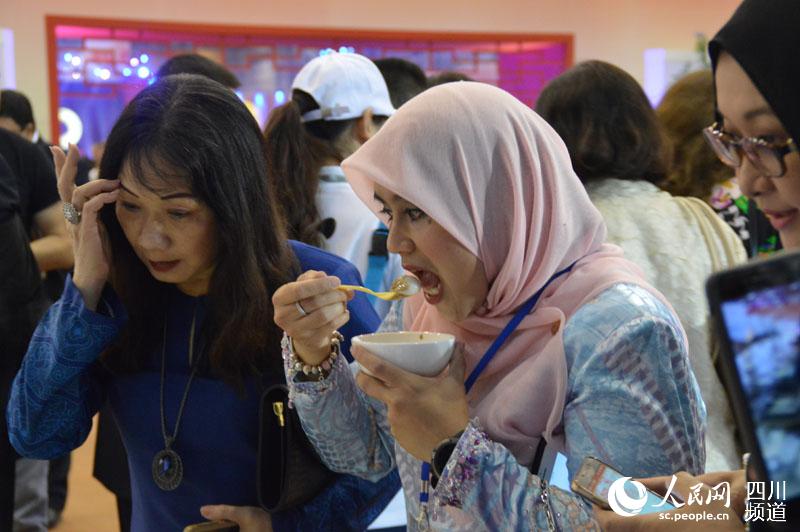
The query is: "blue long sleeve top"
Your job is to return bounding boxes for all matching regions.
[7,240,399,532]
[286,283,707,531]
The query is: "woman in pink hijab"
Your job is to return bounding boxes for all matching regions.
[273,82,704,530]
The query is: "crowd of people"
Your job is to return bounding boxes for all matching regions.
[1,0,798,530]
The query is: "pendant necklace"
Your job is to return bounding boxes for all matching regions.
[152,306,199,491]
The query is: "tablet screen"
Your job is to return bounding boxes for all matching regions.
[720,280,800,500]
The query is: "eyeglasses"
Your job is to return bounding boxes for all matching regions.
[703,122,799,178]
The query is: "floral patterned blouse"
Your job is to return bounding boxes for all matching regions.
[286,283,706,531]
[710,178,781,257]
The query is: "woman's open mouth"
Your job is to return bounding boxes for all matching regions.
[404,265,442,305]
[149,260,180,273]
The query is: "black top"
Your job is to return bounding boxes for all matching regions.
[34,137,93,186]
[34,138,55,170]
[0,160,49,521]
[0,128,59,233]
[709,0,800,143]
[0,147,49,389]
[0,154,19,222]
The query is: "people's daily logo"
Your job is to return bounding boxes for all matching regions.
[607,475,788,524]
[608,477,648,517]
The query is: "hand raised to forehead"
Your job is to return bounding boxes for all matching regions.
[51,144,120,310]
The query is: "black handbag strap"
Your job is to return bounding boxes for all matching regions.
[530,437,547,475]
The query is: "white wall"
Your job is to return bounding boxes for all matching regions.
[1,0,740,138]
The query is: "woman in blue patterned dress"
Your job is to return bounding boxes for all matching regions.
[271,81,706,531]
[6,74,398,531]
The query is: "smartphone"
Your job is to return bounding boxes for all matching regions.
[572,456,675,515]
[183,520,239,532]
[707,251,800,528]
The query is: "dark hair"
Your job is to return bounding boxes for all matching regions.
[99,74,295,384]
[657,70,729,198]
[156,54,241,89]
[427,71,474,87]
[536,60,670,184]
[373,58,427,108]
[0,90,35,129]
[263,90,387,247]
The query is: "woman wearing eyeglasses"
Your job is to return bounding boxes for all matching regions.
[704,0,800,252]
[657,70,782,258]
[595,1,799,530]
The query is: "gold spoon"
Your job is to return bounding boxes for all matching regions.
[338,275,421,301]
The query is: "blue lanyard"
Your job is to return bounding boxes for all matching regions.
[464,261,577,392]
[417,260,576,519]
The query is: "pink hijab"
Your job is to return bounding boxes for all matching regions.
[342,82,667,464]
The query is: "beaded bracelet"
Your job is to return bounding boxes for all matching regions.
[284,331,343,381]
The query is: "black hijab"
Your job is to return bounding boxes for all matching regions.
[709,0,800,142]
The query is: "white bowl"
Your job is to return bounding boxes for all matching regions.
[352,331,455,377]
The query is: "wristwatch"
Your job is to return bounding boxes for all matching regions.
[430,430,465,488]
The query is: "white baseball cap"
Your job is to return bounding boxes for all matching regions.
[291,51,395,123]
